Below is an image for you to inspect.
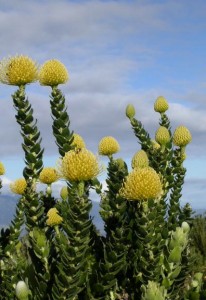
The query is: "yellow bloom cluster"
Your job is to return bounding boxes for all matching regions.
[98,136,120,156]
[10,178,27,195]
[173,126,192,147]
[60,148,101,182]
[46,208,63,226]
[0,55,38,86]
[155,126,170,145]
[154,96,169,113]
[71,133,86,149]
[119,167,162,201]
[131,150,149,169]
[39,167,59,184]
[0,162,5,175]
[39,59,69,86]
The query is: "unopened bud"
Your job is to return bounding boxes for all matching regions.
[126,104,135,119]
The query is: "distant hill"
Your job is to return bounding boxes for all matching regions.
[0,194,104,233]
[0,194,206,233]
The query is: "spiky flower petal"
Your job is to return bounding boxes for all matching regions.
[155,126,170,145]
[46,208,63,226]
[0,162,5,175]
[39,167,59,184]
[71,133,86,149]
[10,178,27,195]
[39,59,68,86]
[131,150,149,169]
[60,148,101,182]
[98,136,120,156]
[154,96,169,113]
[173,125,192,147]
[119,167,162,201]
[0,55,38,86]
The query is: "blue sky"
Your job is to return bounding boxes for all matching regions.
[0,0,206,208]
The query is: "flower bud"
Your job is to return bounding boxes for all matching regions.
[141,281,166,300]
[154,96,169,113]
[181,221,190,233]
[155,126,170,146]
[60,186,68,201]
[15,281,30,299]
[173,126,192,147]
[168,246,182,263]
[126,104,135,119]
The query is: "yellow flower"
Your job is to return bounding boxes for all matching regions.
[39,59,69,86]
[131,150,149,169]
[119,167,162,201]
[0,55,38,86]
[98,136,120,156]
[173,126,192,147]
[39,167,59,184]
[155,126,170,145]
[71,133,86,149]
[0,162,5,175]
[10,178,27,195]
[46,208,63,226]
[60,148,101,182]
[154,96,169,113]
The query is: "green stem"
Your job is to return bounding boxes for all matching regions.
[50,86,74,157]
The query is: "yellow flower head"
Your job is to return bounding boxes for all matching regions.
[39,167,59,184]
[98,136,120,156]
[154,96,169,113]
[155,126,170,145]
[173,126,192,147]
[46,208,63,226]
[39,59,69,86]
[0,55,38,86]
[119,167,162,201]
[131,150,149,169]
[10,178,27,195]
[0,162,5,175]
[60,148,101,182]
[71,133,86,149]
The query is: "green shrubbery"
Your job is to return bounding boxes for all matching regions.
[0,55,203,299]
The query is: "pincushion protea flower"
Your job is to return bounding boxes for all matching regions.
[10,178,27,195]
[155,126,170,145]
[119,167,162,201]
[131,150,149,169]
[46,208,63,226]
[98,136,120,156]
[39,167,59,184]
[0,55,38,86]
[71,133,86,149]
[173,125,192,147]
[60,148,101,182]
[39,59,68,86]
[154,96,169,113]
[0,162,5,175]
